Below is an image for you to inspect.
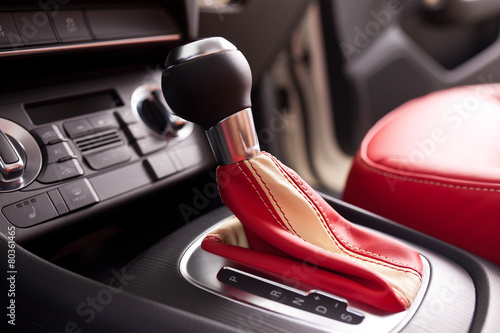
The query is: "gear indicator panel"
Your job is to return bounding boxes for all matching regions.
[218,267,364,324]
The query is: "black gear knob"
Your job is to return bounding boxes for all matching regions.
[162,37,260,164]
[162,37,252,130]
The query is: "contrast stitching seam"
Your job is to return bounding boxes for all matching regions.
[268,156,350,253]
[246,159,300,236]
[236,161,293,235]
[269,154,422,278]
[290,165,420,275]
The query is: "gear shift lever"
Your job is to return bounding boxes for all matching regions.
[162,37,423,313]
[162,37,259,164]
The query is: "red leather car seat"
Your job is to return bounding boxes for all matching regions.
[343,84,500,266]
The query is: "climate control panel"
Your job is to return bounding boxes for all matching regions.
[0,70,214,242]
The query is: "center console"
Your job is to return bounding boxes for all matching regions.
[1,1,500,333]
[119,201,495,333]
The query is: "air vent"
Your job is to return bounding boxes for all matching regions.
[74,129,123,153]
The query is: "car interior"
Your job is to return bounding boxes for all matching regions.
[1,0,500,332]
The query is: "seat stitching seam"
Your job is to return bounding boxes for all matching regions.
[359,157,500,192]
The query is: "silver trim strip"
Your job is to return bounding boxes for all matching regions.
[0,34,182,58]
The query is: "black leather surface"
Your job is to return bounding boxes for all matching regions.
[162,51,253,130]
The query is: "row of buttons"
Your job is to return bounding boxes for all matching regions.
[0,7,178,50]
[31,112,133,180]
[28,108,184,185]
[63,113,131,171]
[31,125,84,183]
[0,10,91,48]
[30,106,202,183]
[29,107,195,184]
[29,103,202,183]
[2,179,99,228]
[64,114,119,139]
[67,112,131,171]
[218,267,364,325]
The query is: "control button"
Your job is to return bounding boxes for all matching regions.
[114,109,138,125]
[88,114,119,132]
[58,179,99,211]
[47,189,69,215]
[43,141,76,164]
[32,125,65,145]
[37,158,84,183]
[0,12,23,48]
[134,136,167,156]
[2,194,58,227]
[12,11,58,46]
[145,153,178,180]
[173,145,203,169]
[52,10,92,42]
[125,123,149,141]
[85,145,130,170]
[64,119,94,138]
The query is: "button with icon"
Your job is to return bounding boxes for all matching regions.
[52,10,92,42]
[37,158,84,183]
[32,125,66,145]
[58,178,99,211]
[2,193,58,227]
[44,141,76,164]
